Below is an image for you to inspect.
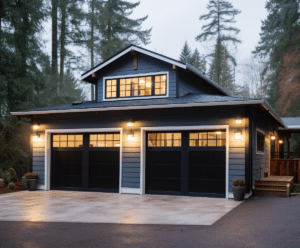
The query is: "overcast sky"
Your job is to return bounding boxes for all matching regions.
[42,0,268,99]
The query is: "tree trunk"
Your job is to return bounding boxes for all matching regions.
[60,2,66,82]
[91,0,95,101]
[52,0,58,81]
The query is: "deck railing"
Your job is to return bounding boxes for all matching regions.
[271,152,300,159]
[270,159,300,183]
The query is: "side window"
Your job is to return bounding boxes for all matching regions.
[257,130,265,154]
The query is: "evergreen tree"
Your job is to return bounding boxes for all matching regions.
[190,48,206,73]
[98,0,152,60]
[195,0,241,88]
[210,42,235,93]
[85,0,104,100]
[179,41,192,63]
[253,0,300,110]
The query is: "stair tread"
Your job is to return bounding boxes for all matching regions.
[255,184,287,187]
[255,188,287,192]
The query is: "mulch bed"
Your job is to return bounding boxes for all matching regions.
[0,182,27,195]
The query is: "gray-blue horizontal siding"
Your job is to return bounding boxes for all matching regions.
[178,70,226,97]
[97,52,177,102]
[34,105,246,190]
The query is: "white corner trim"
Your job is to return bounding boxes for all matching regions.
[102,71,169,101]
[37,184,45,190]
[140,125,230,199]
[121,187,140,194]
[81,46,186,80]
[44,128,123,192]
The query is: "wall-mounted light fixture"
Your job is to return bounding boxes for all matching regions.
[235,130,242,140]
[33,133,40,142]
[271,135,276,140]
[33,123,40,130]
[279,140,283,144]
[236,116,242,125]
[127,122,134,127]
[127,131,135,141]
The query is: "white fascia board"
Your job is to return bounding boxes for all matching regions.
[279,125,300,130]
[11,100,264,116]
[81,46,186,80]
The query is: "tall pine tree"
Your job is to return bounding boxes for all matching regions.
[97,0,152,61]
[179,41,192,63]
[190,48,206,73]
[195,0,241,90]
[253,0,300,110]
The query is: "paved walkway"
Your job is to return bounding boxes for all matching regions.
[0,190,241,225]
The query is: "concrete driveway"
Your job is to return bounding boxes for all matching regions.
[0,191,241,225]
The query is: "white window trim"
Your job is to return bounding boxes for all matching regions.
[140,125,230,199]
[44,128,123,193]
[102,71,169,101]
[256,127,265,155]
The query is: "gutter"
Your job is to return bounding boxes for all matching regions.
[11,100,265,116]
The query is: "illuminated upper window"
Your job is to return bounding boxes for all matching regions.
[105,74,167,99]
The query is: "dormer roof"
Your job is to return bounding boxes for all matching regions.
[81,44,230,96]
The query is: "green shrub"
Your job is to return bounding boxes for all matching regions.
[0,168,3,178]
[21,176,28,189]
[25,172,40,180]
[7,182,16,190]
[294,184,300,193]
[2,171,12,184]
[232,178,246,187]
[7,168,17,182]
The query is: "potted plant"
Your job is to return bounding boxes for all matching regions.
[25,173,40,191]
[232,178,246,201]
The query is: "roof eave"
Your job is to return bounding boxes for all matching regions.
[11,100,264,116]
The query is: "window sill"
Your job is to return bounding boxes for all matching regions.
[256,151,265,155]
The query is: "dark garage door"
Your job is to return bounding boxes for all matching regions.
[146,131,226,198]
[51,133,120,192]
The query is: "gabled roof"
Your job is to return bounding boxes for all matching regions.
[80,44,230,96]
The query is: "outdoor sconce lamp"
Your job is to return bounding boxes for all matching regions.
[33,133,40,142]
[127,122,134,127]
[235,130,242,140]
[271,135,276,140]
[33,123,40,130]
[236,116,242,125]
[127,131,135,141]
[279,140,283,144]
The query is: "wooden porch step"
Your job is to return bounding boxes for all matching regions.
[255,180,288,186]
[254,176,293,197]
[254,189,288,197]
[255,185,287,190]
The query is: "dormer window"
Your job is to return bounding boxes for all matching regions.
[103,72,168,101]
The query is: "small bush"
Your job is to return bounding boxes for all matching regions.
[294,184,300,193]
[2,171,12,184]
[22,176,28,189]
[8,168,17,182]
[8,182,16,190]
[25,172,40,180]
[0,168,3,178]
[232,178,246,187]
